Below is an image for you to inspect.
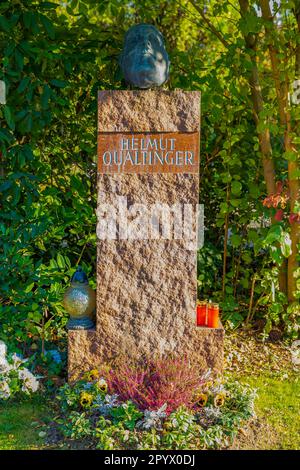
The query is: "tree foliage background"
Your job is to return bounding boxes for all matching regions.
[0,0,299,355]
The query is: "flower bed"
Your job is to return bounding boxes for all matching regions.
[49,359,256,450]
[0,342,39,400]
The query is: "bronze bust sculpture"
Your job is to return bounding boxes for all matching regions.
[119,24,170,89]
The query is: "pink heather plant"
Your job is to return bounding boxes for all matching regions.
[105,357,209,414]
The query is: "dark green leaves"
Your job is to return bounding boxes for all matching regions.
[40,14,55,39]
[17,77,30,93]
[3,105,15,130]
[0,15,10,32]
[50,79,67,88]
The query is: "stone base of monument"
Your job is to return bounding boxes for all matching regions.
[68,325,224,381]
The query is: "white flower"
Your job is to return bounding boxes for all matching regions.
[11,353,25,367]
[0,380,11,400]
[0,358,10,373]
[92,393,119,415]
[97,378,108,393]
[1,349,23,373]
[18,368,32,381]
[210,382,226,394]
[0,342,10,373]
[104,394,119,407]
[0,341,7,360]
[203,405,222,420]
[136,404,167,430]
[0,346,39,400]
[18,368,39,393]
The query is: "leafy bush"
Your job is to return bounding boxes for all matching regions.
[1,0,299,350]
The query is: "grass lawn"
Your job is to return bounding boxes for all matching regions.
[233,373,300,450]
[0,372,299,450]
[0,395,50,450]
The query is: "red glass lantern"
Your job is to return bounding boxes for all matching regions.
[197,301,207,326]
[207,303,219,328]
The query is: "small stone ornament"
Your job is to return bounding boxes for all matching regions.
[64,266,96,330]
[119,23,170,89]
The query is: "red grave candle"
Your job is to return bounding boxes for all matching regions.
[207,303,219,328]
[197,301,207,326]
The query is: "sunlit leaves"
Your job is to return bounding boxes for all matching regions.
[231,181,242,195]
[239,12,263,35]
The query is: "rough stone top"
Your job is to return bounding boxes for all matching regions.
[98,90,200,132]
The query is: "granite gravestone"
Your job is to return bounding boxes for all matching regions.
[68,89,224,380]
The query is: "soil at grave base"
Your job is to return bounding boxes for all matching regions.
[224,329,294,377]
[229,417,280,450]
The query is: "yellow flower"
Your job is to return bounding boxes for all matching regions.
[97,378,108,393]
[195,393,208,408]
[214,393,225,407]
[80,391,93,407]
[89,369,99,380]
[204,381,213,390]
[201,381,213,393]
[83,369,99,381]
[163,421,173,431]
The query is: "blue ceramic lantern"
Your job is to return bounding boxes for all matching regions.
[63,267,96,330]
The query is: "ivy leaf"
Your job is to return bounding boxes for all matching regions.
[50,79,67,88]
[283,150,297,162]
[280,232,292,258]
[41,84,51,109]
[22,11,32,29]
[264,225,283,245]
[15,49,24,71]
[19,113,32,133]
[12,185,21,205]
[249,183,260,198]
[18,151,25,168]
[57,253,66,269]
[40,15,55,39]
[230,234,242,247]
[220,202,229,214]
[17,76,30,93]
[221,173,232,183]
[39,2,58,9]
[0,128,12,143]
[24,282,35,293]
[231,181,242,195]
[0,15,10,32]
[230,199,241,208]
[3,105,15,130]
[0,181,12,192]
